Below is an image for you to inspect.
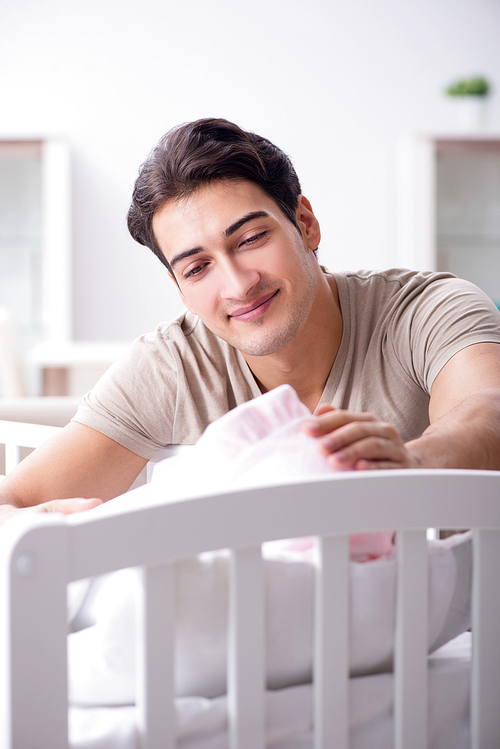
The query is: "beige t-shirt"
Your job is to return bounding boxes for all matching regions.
[73,269,500,458]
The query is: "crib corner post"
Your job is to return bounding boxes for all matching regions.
[0,516,69,749]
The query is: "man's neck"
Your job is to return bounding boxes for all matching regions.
[244,272,342,413]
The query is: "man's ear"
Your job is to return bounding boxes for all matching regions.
[296,195,321,251]
[168,273,196,314]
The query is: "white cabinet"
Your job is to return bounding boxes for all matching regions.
[0,138,71,351]
[0,139,131,397]
[397,134,500,307]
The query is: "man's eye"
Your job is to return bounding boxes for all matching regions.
[242,231,267,246]
[184,263,207,279]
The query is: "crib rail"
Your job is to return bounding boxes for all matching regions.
[0,421,499,749]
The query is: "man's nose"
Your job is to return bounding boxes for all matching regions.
[218,258,260,300]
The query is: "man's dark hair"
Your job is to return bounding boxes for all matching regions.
[127,118,302,273]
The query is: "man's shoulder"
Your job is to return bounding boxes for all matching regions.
[333,268,466,305]
[335,267,455,287]
[123,311,247,384]
[137,311,230,354]
[140,309,197,340]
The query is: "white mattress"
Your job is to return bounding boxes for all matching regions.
[69,632,471,749]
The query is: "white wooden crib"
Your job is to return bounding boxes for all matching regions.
[0,420,499,749]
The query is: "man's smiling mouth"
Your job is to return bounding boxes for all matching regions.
[229,290,279,320]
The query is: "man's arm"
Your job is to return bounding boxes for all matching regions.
[303,342,500,471]
[0,422,148,524]
[405,342,500,469]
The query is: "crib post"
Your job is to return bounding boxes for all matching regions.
[314,534,350,749]
[136,562,176,749]
[227,546,265,749]
[0,516,69,749]
[394,529,428,749]
[471,528,500,748]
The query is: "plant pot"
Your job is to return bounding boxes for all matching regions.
[450,96,490,131]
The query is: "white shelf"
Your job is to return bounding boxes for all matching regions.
[27,340,130,396]
[28,340,130,367]
[397,135,500,304]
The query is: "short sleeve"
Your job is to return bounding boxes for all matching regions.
[72,313,259,458]
[390,274,500,393]
[73,327,179,459]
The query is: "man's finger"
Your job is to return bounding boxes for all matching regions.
[340,435,406,462]
[29,497,103,515]
[303,409,376,436]
[317,421,401,454]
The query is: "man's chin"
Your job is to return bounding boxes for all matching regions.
[229,328,302,358]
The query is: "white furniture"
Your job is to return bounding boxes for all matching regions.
[27,340,130,396]
[0,307,27,398]
[397,134,500,305]
[0,422,499,749]
[0,138,71,350]
[0,397,81,429]
[0,138,73,396]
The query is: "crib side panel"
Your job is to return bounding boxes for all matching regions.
[1,467,499,749]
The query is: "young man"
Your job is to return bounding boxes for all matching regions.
[1,118,500,524]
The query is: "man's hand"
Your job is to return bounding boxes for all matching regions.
[0,422,147,526]
[303,404,421,471]
[0,497,103,527]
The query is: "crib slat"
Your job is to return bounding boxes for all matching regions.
[228,546,265,749]
[471,529,500,748]
[394,529,428,749]
[314,534,350,749]
[0,519,68,749]
[136,563,176,749]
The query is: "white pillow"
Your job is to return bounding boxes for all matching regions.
[68,531,471,704]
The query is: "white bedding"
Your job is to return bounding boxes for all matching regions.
[69,633,472,749]
[68,531,471,703]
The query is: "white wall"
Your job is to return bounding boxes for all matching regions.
[0,0,499,343]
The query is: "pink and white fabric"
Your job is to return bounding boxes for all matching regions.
[152,384,393,561]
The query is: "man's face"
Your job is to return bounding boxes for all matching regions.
[152,179,321,357]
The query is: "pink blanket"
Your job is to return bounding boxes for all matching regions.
[154,385,393,561]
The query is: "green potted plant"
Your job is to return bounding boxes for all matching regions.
[445,76,490,97]
[445,76,492,130]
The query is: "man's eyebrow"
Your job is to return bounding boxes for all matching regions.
[170,247,203,270]
[224,211,270,238]
[169,211,270,269]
